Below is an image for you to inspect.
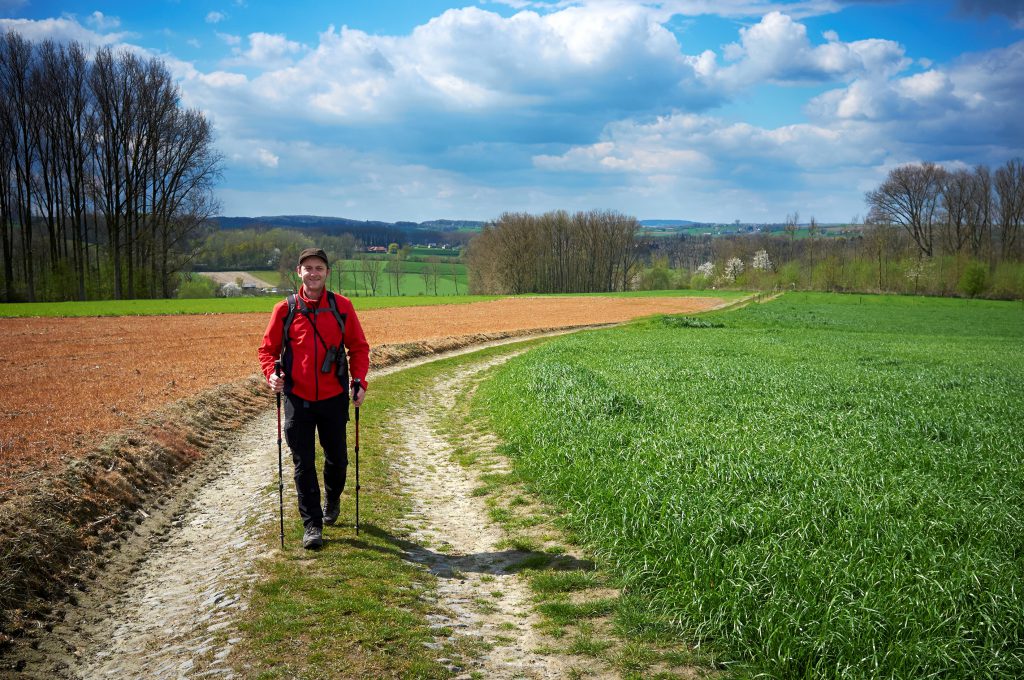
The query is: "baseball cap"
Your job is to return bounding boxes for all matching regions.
[297,247,329,267]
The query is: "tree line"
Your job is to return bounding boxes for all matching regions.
[196,227,360,272]
[0,33,222,302]
[866,159,1023,262]
[466,210,639,294]
[628,159,1023,300]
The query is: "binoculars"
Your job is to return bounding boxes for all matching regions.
[321,345,338,373]
[321,345,349,386]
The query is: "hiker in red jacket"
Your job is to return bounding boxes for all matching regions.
[258,247,370,549]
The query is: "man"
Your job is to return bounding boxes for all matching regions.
[258,248,370,549]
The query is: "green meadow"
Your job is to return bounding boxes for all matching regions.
[240,259,469,297]
[475,293,1024,679]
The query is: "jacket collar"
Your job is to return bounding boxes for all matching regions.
[299,286,326,306]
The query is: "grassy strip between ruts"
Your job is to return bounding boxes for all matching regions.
[473,292,1024,679]
[234,342,545,678]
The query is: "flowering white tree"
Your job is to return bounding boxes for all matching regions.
[752,249,772,271]
[695,261,715,278]
[723,257,744,282]
[904,257,933,294]
[220,282,242,297]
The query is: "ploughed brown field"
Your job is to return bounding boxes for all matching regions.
[0,296,722,489]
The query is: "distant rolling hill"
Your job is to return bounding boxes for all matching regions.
[215,215,705,231]
[640,219,704,227]
[211,215,486,247]
[211,215,724,244]
[213,215,486,231]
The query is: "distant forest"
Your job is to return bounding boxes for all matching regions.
[212,214,477,249]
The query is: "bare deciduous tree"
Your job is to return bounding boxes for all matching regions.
[1,32,38,300]
[359,254,383,296]
[964,165,993,261]
[0,33,222,301]
[466,210,638,294]
[994,158,1024,259]
[866,163,945,258]
[941,168,974,255]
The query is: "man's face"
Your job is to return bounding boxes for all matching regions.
[297,257,329,296]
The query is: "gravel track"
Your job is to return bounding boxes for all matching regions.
[393,351,610,679]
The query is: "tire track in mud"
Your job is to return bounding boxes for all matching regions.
[8,333,579,679]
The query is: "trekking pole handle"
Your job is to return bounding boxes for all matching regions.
[351,378,362,401]
[273,360,283,395]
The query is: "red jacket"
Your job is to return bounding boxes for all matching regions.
[258,287,370,402]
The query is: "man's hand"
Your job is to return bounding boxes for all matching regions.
[352,380,366,407]
[268,372,284,393]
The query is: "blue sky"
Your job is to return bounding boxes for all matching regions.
[3,0,1023,223]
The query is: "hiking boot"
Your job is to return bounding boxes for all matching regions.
[303,526,323,550]
[323,499,341,526]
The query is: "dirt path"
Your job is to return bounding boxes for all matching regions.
[15,411,280,679]
[393,351,600,679]
[9,334,579,679]
[201,271,274,288]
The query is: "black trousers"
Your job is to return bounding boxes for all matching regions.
[283,393,349,529]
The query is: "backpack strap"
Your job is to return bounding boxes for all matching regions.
[326,291,347,338]
[279,294,299,393]
[282,293,299,348]
[326,292,350,391]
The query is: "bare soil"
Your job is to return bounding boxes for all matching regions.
[0,295,722,494]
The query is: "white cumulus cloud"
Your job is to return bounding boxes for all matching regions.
[216,31,241,46]
[206,11,227,24]
[256,148,279,168]
[0,16,131,46]
[86,11,120,30]
[808,38,1024,154]
[535,110,878,179]
[183,4,723,136]
[225,31,304,68]
[715,11,910,87]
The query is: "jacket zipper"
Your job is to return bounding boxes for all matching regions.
[312,306,319,400]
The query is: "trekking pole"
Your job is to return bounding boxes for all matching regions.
[352,379,362,536]
[275,361,285,549]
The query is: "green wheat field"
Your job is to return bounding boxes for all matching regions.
[476,293,1024,679]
